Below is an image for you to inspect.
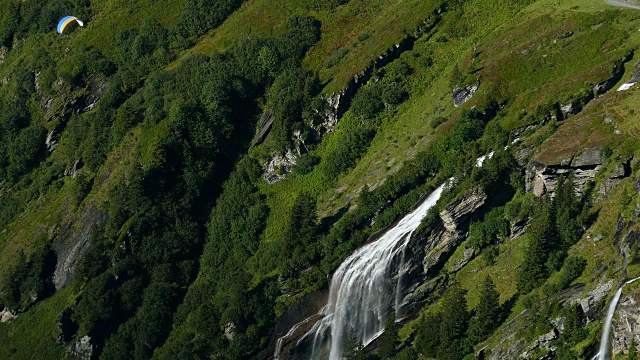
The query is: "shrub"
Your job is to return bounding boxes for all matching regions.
[321,127,375,178]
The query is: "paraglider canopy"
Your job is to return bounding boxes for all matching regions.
[57,16,84,34]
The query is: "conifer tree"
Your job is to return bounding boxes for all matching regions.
[467,276,501,344]
[437,283,471,360]
[517,199,555,293]
[554,174,581,250]
[377,314,400,359]
[343,330,366,360]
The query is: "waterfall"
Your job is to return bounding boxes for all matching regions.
[290,182,447,360]
[593,276,640,360]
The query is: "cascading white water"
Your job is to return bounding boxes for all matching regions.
[295,183,447,360]
[593,276,640,360]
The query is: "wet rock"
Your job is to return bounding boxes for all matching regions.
[261,291,328,360]
[251,111,274,147]
[452,82,479,107]
[70,335,93,360]
[53,203,107,290]
[402,190,487,307]
[263,149,298,184]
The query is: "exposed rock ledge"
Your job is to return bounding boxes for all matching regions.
[452,82,480,108]
[526,148,604,197]
[612,289,640,357]
[527,148,632,198]
[402,190,488,308]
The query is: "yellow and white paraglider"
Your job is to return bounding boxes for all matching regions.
[57,16,84,34]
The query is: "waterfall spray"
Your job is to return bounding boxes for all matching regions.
[290,183,447,360]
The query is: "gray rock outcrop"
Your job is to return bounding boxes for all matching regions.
[70,335,93,360]
[452,82,479,108]
[402,190,487,308]
[81,75,107,112]
[64,159,83,178]
[263,149,298,184]
[526,149,605,197]
[53,203,107,290]
[572,279,614,322]
[251,111,274,147]
[0,308,17,323]
[612,290,640,357]
[45,129,59,153]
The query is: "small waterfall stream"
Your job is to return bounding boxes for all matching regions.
[283,183,447,360]
[593,276,640,360]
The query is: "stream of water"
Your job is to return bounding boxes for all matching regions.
[280,182,447,360]
[593,276,640,360]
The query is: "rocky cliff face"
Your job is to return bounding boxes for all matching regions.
[319,14,441,133]
[52,203,107,290]
[612,289,640,357]
[526,148,632,198]
[402,190,487,308]
[256,291,328,360]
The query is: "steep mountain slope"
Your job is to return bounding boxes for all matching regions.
[1,0,640,359]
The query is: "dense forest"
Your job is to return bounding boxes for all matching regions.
[1,0,640,359]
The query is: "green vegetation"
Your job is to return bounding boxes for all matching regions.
[1,0,640,359]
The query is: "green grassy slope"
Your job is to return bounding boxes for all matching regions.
[2,0,640,359]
